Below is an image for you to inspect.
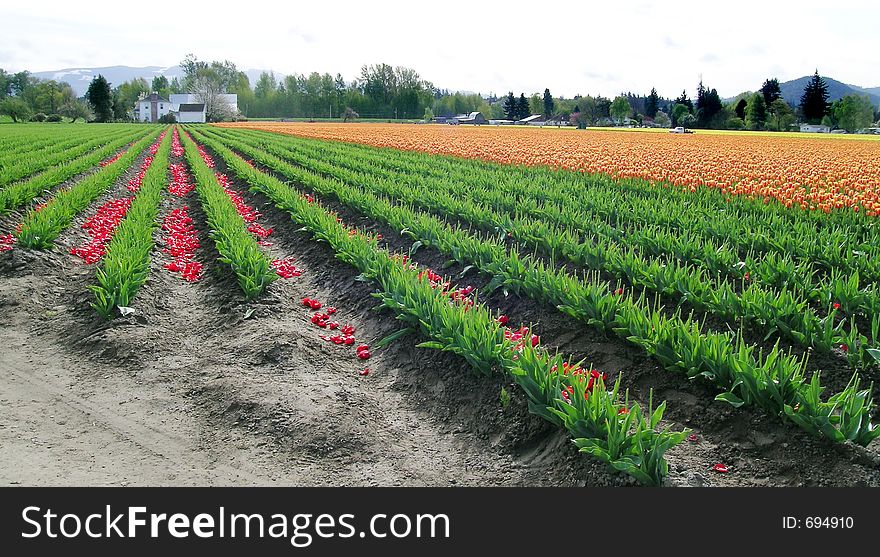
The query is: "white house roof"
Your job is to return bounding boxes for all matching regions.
[517,114,544,123]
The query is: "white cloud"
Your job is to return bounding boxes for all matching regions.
[2,0,877,98]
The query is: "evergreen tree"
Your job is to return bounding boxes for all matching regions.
[695,79,722,127]
[503,91,516,120]
[86,74,113,122]
[745,93,767,130]
[734,98,748,120]
[645,87,659,117]
[760,78,781,106]
[800,70,830,123]
[674,89,693,112]
[543,88,555,116]
[517,93,530,120]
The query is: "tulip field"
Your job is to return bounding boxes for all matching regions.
[2,122,880,487]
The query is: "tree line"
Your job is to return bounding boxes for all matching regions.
[2,59,878,132]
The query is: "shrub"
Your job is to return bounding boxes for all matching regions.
[30,112,47,122]
[46,114,63,122]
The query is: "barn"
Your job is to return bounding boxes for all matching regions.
[451,112,488,125]
[177,103,206,123]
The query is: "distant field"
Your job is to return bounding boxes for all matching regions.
[218,122,880,216]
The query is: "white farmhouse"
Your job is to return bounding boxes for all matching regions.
[135,93,172,122]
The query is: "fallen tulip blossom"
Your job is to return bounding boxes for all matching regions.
[271,258,302,279]
[342,336,355,346]
[327,322,339,330]
[341,324,355,335]
[326,307,337,315]
[359,368,370,376]
[70,196,133,264]
[712,463,729,474]
[161,206,203,282]
[356,344,369,353]
[0,234,15,252]
[301,297,313,307]
[309,299,323,310]
[687,433,699,442]
[840,344,849,352]
[248,223,273,238]
[357,350,371,360]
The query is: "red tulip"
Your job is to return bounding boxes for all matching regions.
[618,407,629,415]
[531,335,539,348]
[309,299,322,310]
[687,433,698,442]
[301,297,312,307]
[615,287,624,296]
[357,350,371,360]
[326,307,337,315]
[744,272,750,282]
[356,344,369,353]
[341,324,355,335]
[497,315,509,326]
[833,302,841,310]
[343,336,355,346]
[712,463,729,474]
[328,322,339,330]
[359,368,370,376]
[840,344,849,352]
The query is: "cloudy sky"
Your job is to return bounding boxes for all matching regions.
[2,0,876,98]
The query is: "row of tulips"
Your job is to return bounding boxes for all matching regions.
[214,127,880,324]
[217,128,880,320]
[220,127,880,283]
[16,129,164,250]
[0,127,152,214]
[188,129,687,486]
[90,129,173,317]
[0,125,113,168]
[190,127,880,447]
[205,128,880,368]
[1,128,136,186]
[178,130,276,299]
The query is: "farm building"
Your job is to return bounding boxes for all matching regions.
[800,123,831,133]
[516,114,546,125]
[170,93,239,117]
[451,112,488,125]
[177,103,206,123]
[135,93,172,122]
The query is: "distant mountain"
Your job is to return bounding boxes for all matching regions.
[778,75,880,107]
[726,76,880,107]
[32,65,282,96]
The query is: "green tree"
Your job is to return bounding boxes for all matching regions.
[610,95,631,123]
[516,93,530,120]
[543,88,555,116]
[152,75,169,92]
[654,111,671,127]
[760,78,781,106]
[800,70,830,123]
[674,90,693,112]
[0,97,31,122]
[695,80,722,128]
[423,107,434,121]
[767,99,794,131]
[59,98,92,123]
[671,103,690,127]
[734,98,747,120]
[503,92,516,120]
[86,74,113,122]
[645,87,659,118]
[745,93,767,130]
[833,94,874,132]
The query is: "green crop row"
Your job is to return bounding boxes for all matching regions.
[211,127,880,322]
[220,127,880,283]
[91,130,172,317]
[199,127,880,368]
[179,129,275,299]
[15,129,163,248]
[0,127,152,214]
[0,126,112,166]
[191,126,880,447]
[0,128,137,187]
[188,128,688,486]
